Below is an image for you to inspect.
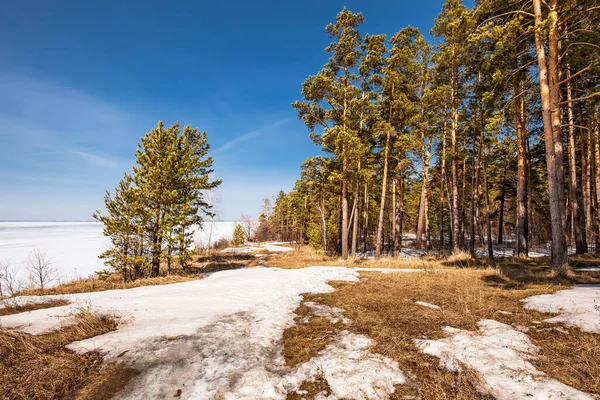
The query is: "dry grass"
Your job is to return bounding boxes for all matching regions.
[262,246,442,270]
[0,298,70,316]
[17,274,196,296]
[0,307,119,399]
[281,261,600,399]
[282,294,341,367]
[190,253,263,274]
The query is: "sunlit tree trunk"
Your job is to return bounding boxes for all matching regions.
[533,0,568,273]
[515,77,528,257]
[376,130,391,257]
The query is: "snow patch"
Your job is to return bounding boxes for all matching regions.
[304,302,351,324]
[0,267,406,399]
[523,285,600,333]
[574,267,600,272]
[415,301,441,310]
[222,242,293,254]
[286,331,406,399]
[415,320,592,399]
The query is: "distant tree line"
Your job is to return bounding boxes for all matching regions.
[94,121,220,280]
[268,1,599,276]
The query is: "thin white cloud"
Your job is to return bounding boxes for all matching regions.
[69,149,119,168]
[212,118,291,155]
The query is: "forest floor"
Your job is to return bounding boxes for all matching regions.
[1,244,599,399]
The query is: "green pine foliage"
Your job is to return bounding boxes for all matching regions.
[232,224,246,246]
[94,121,221,280]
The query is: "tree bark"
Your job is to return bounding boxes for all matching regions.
[498,171,506,245]
[376,130,391,257]
[483,141,494,259]
[362,183,369,252]
[515,77,528,257]
[351,183,359,256]
[451,69,460,252]
[566,66,587,254]
[533,0,568,273]
[593,113,600,254]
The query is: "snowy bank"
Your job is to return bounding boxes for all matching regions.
[416,320,592,399]
[523,285,600,333]
[0,266,409,399]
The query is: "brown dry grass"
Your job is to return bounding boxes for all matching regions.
[0,298,70,316]
[281,260,600,399]
[262,246,441,270]
[17,274,196,296]
[0,308,119,399]
[191,252,263,274]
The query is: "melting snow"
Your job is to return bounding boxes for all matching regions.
[415,301,441,310]
[0,266,405,399]
[304,302,351,324]
[222,242,293,254]
[415,320,592,399]
[523,285,600,333]
[285,331,406,399]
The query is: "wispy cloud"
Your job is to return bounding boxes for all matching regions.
[212,118,291,155]
[68,149,120,168]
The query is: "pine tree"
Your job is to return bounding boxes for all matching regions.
[95,121,220,280]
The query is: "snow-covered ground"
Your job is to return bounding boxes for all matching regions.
[416,320,593,399]
[0,221,235,282]
[0,266,407,399]
[2,265,597,399]
[523,285,600,333]
[222,242,294,254]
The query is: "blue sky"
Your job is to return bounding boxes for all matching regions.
[0,0,471,221]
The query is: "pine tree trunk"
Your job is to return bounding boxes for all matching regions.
[533,0,568,273]
[483,142,494,259]
[582,104,592,245]
[498,172,506,245]
[376,131,391,257]
[460,157,467,248]
[451,72,460,252]
[471,122,484,256]
[363,183,369,252]
[566,66,587,254]
[593,114,600,254]
[581,101,592,245]
[515,77,528,257]
[440,122,447,253]
[351,183,359,257]
[392,179,397,252]
[341,175,349,260]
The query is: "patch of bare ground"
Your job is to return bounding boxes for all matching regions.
[0,308,122,399]
[281,256,600,399]
[0,298,70,316]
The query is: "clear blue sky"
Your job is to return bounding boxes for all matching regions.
[0,0,472,221]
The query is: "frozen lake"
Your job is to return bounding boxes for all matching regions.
[0,220,236,283]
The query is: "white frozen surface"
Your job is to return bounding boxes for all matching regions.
[574,267,600,272]
[222,242,294,254]
[0,221,234,282]
[286,331,406,399]
[523,285,600,333]
[416,320,592,399]
[0,266,407,399]
[415,301,441,310]
[356,248,430,259]
[304,302,351,325]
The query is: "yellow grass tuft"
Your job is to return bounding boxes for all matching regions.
[0,307,120,399]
